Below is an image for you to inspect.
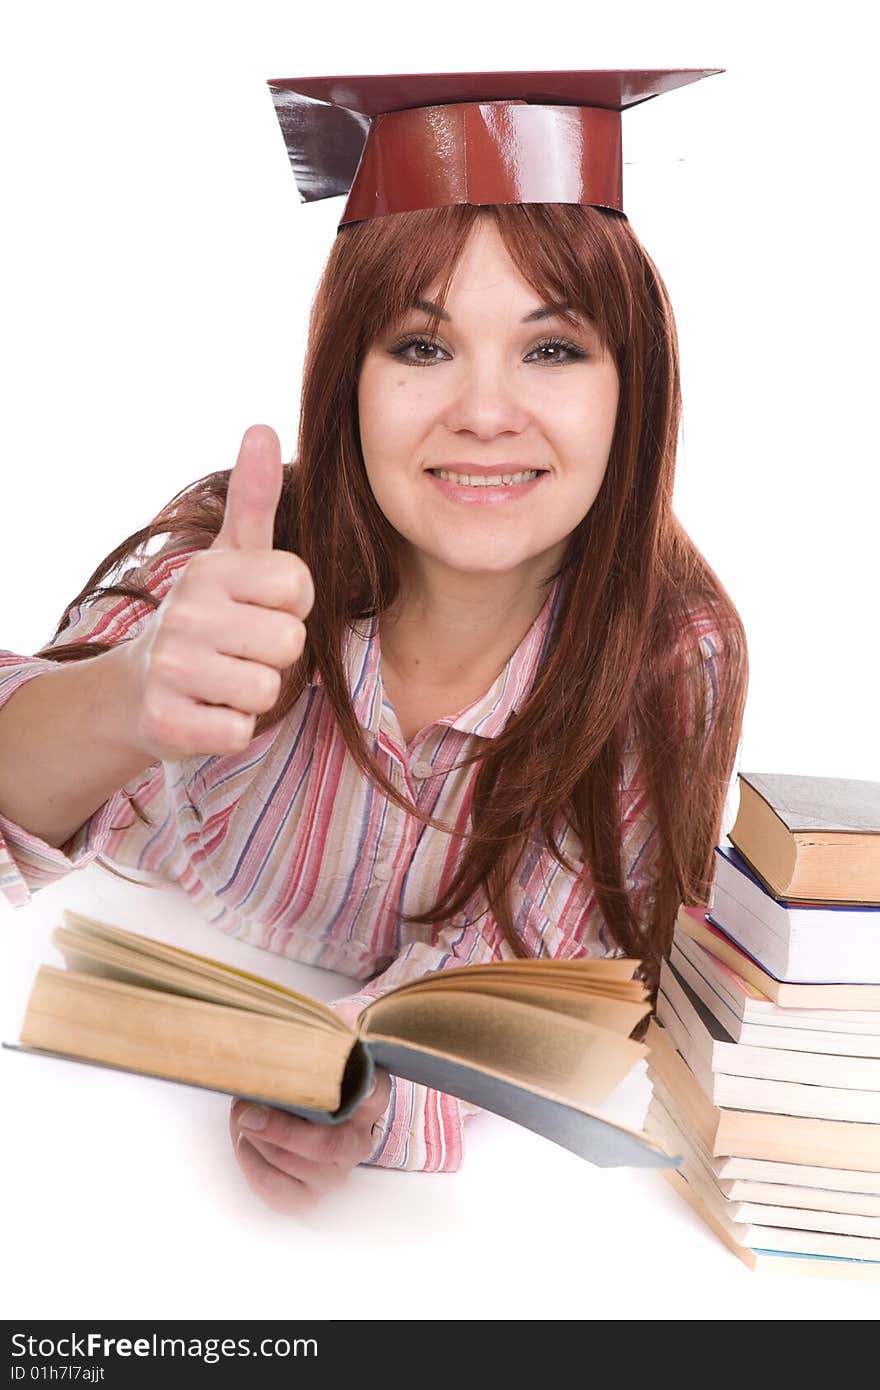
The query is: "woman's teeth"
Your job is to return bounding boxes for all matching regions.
[429,469,541,487]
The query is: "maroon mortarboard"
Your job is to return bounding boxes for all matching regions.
[266,69,723,227]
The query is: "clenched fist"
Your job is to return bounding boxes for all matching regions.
[125,424,314,763]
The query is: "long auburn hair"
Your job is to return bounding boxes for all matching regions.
[36,202,748,1006]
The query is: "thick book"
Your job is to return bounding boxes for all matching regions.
[710,843,880,984]
[675,905,880,1009]
[645,1017,880,1169]
[728,771,880,904]
[657,962,880,1123]
[670,929,880,1057]
[649,1099,880,1279]
[4,909,674,1170]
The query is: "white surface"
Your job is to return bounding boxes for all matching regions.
[2,865,879,1321]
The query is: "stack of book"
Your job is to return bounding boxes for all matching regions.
[645,770,880,1280]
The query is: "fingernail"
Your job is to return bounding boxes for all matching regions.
[238,1104,269,1131]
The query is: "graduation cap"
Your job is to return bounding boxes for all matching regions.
[266,69,723,227]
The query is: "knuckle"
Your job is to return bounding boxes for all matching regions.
[158,598,199,639]
[279,615,306,666]
[140,693,175,740]
[223,713,256,754]
[149,642,183,684]
[289,555,315,612]
[254,665,282,711]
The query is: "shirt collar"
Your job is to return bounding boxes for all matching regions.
[308,573,564,741]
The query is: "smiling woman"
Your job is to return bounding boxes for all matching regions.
[0,70,748,1204]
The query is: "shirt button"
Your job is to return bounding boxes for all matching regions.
[373,860,393,882]
[411,761,433,780]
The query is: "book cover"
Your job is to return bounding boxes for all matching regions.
[728,772,880,904]
[739,772,880,835]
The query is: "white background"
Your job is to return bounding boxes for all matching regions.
[2,0,879,1322]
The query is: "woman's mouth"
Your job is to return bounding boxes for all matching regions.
[424,468,549,505]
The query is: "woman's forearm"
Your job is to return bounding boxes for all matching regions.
[0,643,156,849]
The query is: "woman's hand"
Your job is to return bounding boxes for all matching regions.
[229,1000,392,1213]
[125,423,315,763]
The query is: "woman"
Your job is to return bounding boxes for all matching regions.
[0,168,748,1215]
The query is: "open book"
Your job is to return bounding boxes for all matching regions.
[5,909,675,1170]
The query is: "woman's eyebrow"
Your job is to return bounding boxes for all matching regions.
[413,297,575,324]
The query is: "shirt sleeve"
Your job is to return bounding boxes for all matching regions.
[0,539,201,909]
[325,921,496,1174]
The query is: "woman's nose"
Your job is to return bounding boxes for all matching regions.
[441,356,531,439]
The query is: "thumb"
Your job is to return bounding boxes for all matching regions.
[212,424,283,552]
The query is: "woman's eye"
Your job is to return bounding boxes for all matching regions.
[387,336,448,366]
[526,337,589,365]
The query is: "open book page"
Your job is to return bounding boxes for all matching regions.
[56,912,350,1031]
[382,955,645,991]
[371,971,650,1035]
[361,989,646,1108]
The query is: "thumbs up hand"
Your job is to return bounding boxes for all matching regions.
[126,425,314,763]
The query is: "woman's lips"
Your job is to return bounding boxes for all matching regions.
[424,470,548,506]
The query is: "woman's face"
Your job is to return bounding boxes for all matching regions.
[357,216,620,584]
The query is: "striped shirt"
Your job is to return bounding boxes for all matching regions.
[0,538,728,1171]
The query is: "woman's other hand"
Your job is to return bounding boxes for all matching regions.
[228,999,392,1213]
